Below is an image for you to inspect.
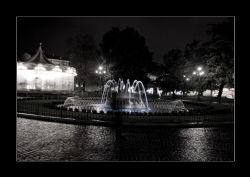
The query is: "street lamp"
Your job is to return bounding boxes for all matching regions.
[95,65,106,91]
[192,66,205,100]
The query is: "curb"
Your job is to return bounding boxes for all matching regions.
[17,112,234,128]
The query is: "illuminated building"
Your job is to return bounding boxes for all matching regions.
[17,43,77,92]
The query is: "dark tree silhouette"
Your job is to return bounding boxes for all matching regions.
[183,40,208,98]
[100,27,153,83]
[156,49,186,98]
[65,34,101,91]
[205,18,234,102]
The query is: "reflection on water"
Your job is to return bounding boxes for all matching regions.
[17,118,234,161]
[178,128,209,161]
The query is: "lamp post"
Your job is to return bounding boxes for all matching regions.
[95,65,106,92]
[192,66,205,101]
[183,75,190,98]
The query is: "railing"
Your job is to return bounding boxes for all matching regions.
[17,99,234,126]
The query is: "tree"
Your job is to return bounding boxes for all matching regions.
[22,53,32,61]
[156,49,186,98]
[183,40,208,99]
[205,18,234,102]
[100,27,153,83]
[65,34,101,91]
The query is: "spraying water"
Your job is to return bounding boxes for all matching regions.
[100,78,150,112]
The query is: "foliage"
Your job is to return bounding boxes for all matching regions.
[65,34,101,90]
[100,27,153,83]
[155,49,186,96]
[204,18,234,99]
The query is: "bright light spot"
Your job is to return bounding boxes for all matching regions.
[146,88,153,94]
[199,71,205,76]
[17,67,75,91]
[52,66,62,72]
[183,75,186,78]
[197,66,202,71]
[103,70,106,74]
[98,66,103,70]
[34,64,46,71]
[157,88,163,97]
[65,67,73,73]
[95,70,98,74]
[186,78,190,81]
[193,71,196,75]
[17,63,27,70]
[76,84,79,87]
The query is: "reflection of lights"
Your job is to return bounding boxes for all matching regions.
[179,128,208,161]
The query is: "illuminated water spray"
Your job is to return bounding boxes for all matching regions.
[100,79,149,112]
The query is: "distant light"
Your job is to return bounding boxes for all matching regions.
[197,66,202,71]
[186,78,190,81]
[95,70,98,74]
[17,63,27,70]
[98,66,103,70]
[183,75,186,78]
[193,71,196,75]
[52,65,62,72]
[146,88,154,94]
[35,64,46,71]
[103,70,106,74]
[200,71,205,76]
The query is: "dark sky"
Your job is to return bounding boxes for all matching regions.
[17,16,228,64]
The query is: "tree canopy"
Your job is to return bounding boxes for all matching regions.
[100,27,153,82]
[65,34,101,90]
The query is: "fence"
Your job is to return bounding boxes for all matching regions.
[17,99,234,126]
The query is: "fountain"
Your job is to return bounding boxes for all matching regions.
[99,78,150,113]
[62,78,188,114]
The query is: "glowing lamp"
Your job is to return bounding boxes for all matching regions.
[197,66,202,71]
[52,66,62,72]
[98,66,103,70]
[199,71,205,76]
[34,64,46,71]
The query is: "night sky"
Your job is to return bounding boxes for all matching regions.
[17,16,228,64]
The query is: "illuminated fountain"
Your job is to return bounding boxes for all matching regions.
[63,79,150,113]
[99,79,150,113]
[62,78,188,114]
